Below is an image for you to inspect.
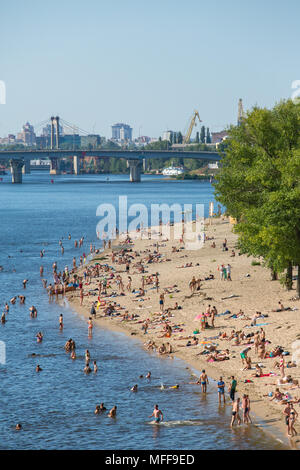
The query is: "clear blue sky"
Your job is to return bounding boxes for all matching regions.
[1,0,300,139]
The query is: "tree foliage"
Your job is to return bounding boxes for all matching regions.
[214,100,300,293]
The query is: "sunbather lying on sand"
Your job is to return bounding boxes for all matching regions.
[272,301,292,312]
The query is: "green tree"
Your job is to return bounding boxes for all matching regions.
[200,126,206,143]
[214,100,300,295]
[206,127,211,143]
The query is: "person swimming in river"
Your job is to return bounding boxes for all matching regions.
[36,332,43,343]
[84,363,92,374]
[108,405,117,418]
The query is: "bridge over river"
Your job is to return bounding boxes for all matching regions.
[0,148,221,183]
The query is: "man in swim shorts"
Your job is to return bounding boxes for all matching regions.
[149,404,164,423]
[198,369,209,393]
[231,398,241,427]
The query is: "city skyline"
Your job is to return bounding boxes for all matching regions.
[1,0,300,138]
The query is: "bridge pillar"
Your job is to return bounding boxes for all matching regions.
[73,155,80,175]
[50,157,61,175]
[128,159,142,182]
[22,159,31,174]
[10,159,24,183]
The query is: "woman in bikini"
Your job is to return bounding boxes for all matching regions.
[88,317,93,336]
[289,405,298,437]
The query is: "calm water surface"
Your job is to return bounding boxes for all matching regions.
[0,172,285,449]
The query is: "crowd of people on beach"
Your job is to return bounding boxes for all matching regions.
[3,221,300,440]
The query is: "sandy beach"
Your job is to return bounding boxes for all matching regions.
[66,218,300,447]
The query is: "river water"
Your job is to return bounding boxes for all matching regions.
[0,172,285,449]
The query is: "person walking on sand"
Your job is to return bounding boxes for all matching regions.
[149,404,163,424]
[217,376,226,404]
[254,331,260,355]
[231,398,241,427]
[240,347,250,366]
[279,354,285,378]
[159,293,164,312]
[211,306,217,328]
[155,275,159,293]
[200,312,206,331]
[226,264,231,281]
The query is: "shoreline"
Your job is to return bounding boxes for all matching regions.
[65,218,300,449]
[66,298,290,449]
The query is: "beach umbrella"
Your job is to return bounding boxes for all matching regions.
[193,314,202,321]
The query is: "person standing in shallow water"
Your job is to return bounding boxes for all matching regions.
[198,370,209,393]
[217,376,225,404]
[229,376,237,402]
[88,317,93,336]
[149,404,163,423]
[231,398,241,427]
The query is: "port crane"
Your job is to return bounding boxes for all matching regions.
[184,110,202,144]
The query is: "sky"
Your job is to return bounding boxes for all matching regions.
[1,0,300,139]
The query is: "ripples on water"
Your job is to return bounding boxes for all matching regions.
[0,173,285,449]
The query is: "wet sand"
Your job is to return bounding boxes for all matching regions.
[66,218,300,448]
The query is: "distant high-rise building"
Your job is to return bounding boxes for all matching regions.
[162,130,175,142]
[17,122,36,146]
[62,134,81,148]
[111,123,132,142]
[36,135,50,149]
